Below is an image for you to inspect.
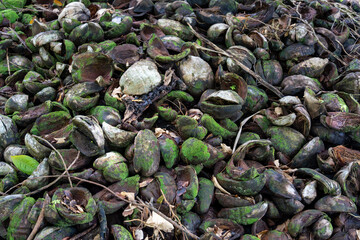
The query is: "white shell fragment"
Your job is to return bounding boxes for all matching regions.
[119,60,162,95]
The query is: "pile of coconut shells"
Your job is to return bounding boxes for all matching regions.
[2,0,360,239]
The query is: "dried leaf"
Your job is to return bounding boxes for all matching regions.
[139,178,154,188]
[111,87,123,100]
[256,230,269,239]
[118,191,135,201]
[274,107,283,116]
[53,137,66,144]
[274,160,280,168]
[145,211,174,233]
[53,0,63,6]
[122,204,136,217]
[134,229,144,240]
[155,128,166,138]
[276,219,290,232]
[29,16,36,24]
[157,195,164,204]
[220,143,232,155]
[212,175,232,195]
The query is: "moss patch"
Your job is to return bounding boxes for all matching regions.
[200,114,236,139]
[267,126,306,157]
[180,138,210,165]
[158,106,177,121]
[159,138,179,168]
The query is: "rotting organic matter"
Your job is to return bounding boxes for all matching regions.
[1,0,360,239]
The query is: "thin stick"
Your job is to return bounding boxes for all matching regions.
[288,1,347,66]
[69,223,97,240]
[9,28,33,54]
[69,177,199,239]
[23,151,80,196]
[187,23,284,98]
[26,194,50,240]
[232,110,264,153]
[27,175,200,240]
[6,49,10,75]
[33,135,73,188]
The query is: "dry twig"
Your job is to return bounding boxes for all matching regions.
[33,135,73,188]
[232,110,264,152]
[6,49,10,75]
[23,151,80,196]
[187,23,284,98]
[69,223,98,240]
[9,28,33,54]
[22,174,200,240]
[26,194,50,240]
[288,0,348,66]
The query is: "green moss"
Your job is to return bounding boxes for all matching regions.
[216,171,266,196]
[314,221,333,236]
[136,114,158,129]
[203,146,225,168]
[155,48,191,63]
[112,225,133,240]
[190,80,206,96]
[51,101,70,114]
[54,40,74,62]
[49,20,60,30]
[105,16,133,39]
[90,105,120,125]
[321,93,349,112]
[98,40,116,52]
[0,0,25,9]
[103,162,129,182]
[241,235,260,240]
[62,19,81,34]
[0,172,18,192]
[155,174,168,196]
[0,10,19,23]
[7,197,36,240]
[159,138,179,168]
[180,138,210,165]
[158,106,178,121]
[177,199,196,215]
[218,201,268,225]
[133,130,160,177]
[104,92,125,112]
[166,90,194,102]
[238,132,260,145]
[67,0,90,7]
[175,115,207,140]
[21,14,34,25]
[191,164,203,174]
[267,126,306,157]
[197,178,214,214]
[244,85,268,113]
[0,49,5,61]
[102,21,118,30]
[201,114,236,139]
[181,211,200,230]
[125,32,140,46]
[220,118,238,132]
[30,111,71,136]
[25,37,38,53]
[176,166,198,200]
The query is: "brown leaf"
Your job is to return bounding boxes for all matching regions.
[122,204,136,217]
[140,178,154,188]
[331,145,360,166]
[53,137,66,144]
[118,191,135,201]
